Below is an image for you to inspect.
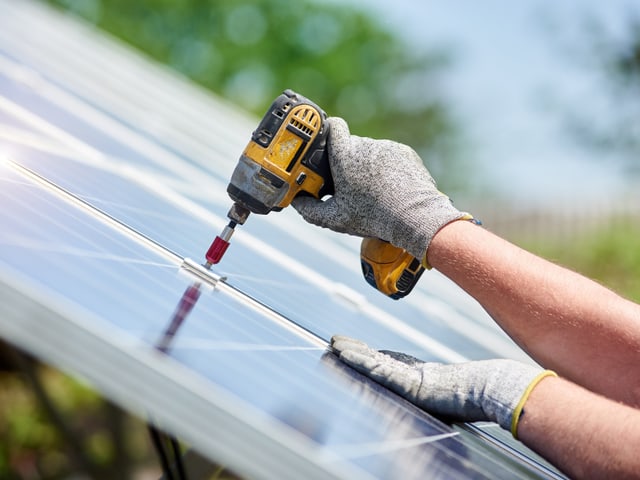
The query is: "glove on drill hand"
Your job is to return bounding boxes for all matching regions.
[292,117,469,260]
[331,335,556,437]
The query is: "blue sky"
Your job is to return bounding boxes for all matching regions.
[346,0,639,206]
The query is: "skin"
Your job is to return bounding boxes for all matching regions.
[428,220,640,407]
[428,220,640,477]
[518,376,640,480]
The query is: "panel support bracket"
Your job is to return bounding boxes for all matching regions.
[181,257,226,288]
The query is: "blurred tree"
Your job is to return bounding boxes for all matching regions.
[44,0,470,192]
[555,11,640,176]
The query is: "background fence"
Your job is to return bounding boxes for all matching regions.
[471,192,640,246]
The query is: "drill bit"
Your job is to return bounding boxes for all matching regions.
[205,221,236,266]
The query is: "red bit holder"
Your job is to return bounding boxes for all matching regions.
[206,235,230,265]
[205,221,237,264]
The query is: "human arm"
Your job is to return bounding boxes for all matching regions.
[428,220,640,407]
[518,375,640,480]
[293,117,640,407]
[331,335,640,480]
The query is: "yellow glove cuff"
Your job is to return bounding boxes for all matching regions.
[421,214,478,269]
[510,370,558,439]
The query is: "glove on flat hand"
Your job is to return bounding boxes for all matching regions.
[331,335,555,436]
[292,117,469,260]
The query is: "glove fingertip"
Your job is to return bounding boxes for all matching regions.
[326,117,352,157]
[331,335,371,355]
[327,116,350,135]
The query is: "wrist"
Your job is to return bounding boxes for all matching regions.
[425,216,478,269]
[510,370,558,438]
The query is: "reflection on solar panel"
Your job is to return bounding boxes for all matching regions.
[0,1,567,478]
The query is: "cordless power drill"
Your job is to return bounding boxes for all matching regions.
[206,89,425,299]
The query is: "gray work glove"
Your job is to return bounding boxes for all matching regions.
[331,335,556,437]
[292,117,470,260]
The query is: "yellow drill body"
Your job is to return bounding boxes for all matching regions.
[209,89,425,299]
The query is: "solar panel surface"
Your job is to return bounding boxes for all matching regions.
[0,1,567,478]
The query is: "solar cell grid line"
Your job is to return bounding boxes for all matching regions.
[0,59,208,181]
[0,174,189,337]
[0,122,75,160]
[0,1,249,169]
[0,88,552,478]
[460,425,568,480]
[2,153,475,374]
[2,159,326,348]
[0,35,527,362]
[1,170,279,358]
[0,151,523,363]
[2,136,556,476]
[8,144,470,362]
[0,3,562,475]
[318,355,550,480]
[1,162,330,412]
[0,44,238,179]
[0,59,235,217]
[1,157,560,476]
[0,87,484,359]
[0,272,371,480]
[0,163,547,480]
[0,124,231,236]
[0,92,110,167]
[0,273,527,480]
[0,2,528,360]
[224,206,528,361]
[2,143,416,356]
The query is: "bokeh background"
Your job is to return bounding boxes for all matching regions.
[2,0,639,478]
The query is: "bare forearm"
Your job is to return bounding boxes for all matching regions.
[428,220,640,406]
[518,376,640,479]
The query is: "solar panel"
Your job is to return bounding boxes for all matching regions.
[0,1,567,478]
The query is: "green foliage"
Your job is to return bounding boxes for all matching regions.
[45,0,467,190]
[523,218,640,303]
[0,372,59,477]
[0,362,153,479]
